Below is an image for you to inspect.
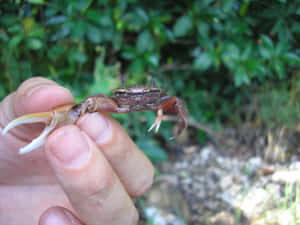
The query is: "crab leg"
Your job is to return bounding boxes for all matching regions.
[148,96,188,136]
[148,108,163,133]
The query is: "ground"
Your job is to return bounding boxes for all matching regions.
[139,126,300,225]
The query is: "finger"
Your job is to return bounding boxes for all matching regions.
[39,206,84,225]
[0,77,74,140]
[77,113,154,197]
[45,125,139,225]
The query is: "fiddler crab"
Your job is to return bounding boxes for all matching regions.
[2,80,188,154]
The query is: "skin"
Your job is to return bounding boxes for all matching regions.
[0,77,154,225]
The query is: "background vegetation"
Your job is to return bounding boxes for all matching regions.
[0,0,300,160]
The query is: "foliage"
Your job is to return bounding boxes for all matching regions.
[0,0,300,154]
[259,74,300,129]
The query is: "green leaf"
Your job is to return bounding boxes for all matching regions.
[27,26,46,39]
[274,40,288,55]
[74,0,93,12]
[241,44,252,60]
[27,38,43,50]
[126,8,149,31]
[9,35,23,48]
[122,46,137,60]
[136,139,168,162]
[222,43,240,68]
[86,9,102,24]
[274,60,285,78]
[223,0,235,12]
[8,24,22,33]
[259,47,272,59]
[0,32,8,41]
[197,21,209,38]
[282,53,300,64]
[193,52,212,71]
[45,8,58,17]
[87,10,113,26]
[173,15,193,37]
[70,20,87,40]
[260,35,274,49]
[46,15,67,25]
[113,34,122,50]
[234,66,250,86]
[99,27,114,41]
[136,30,155,53]
[50,26,70,41]
[26,0,44,5]
[146,54,159,67]
[244,59,261,73]
[87,25,102,43]
[48,45,64,61]
[135,8,149,24]
[70,50,87,63]
[128,58,144,74]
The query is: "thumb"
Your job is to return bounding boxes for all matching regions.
[0,77,74,140]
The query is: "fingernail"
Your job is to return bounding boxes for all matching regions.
[48,126,90,168]
[62,209,83,225]
[41,208,82,225]
[77,113,111,144]
[25,84,54,97]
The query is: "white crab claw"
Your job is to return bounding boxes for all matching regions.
[1,112,52,136]
[18,123,56,154]
[1,112,55,154]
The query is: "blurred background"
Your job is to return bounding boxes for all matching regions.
[1,0,300,224]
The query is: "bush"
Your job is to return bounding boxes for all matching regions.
[1,0,300,145]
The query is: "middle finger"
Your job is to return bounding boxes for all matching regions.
[77,112,154,197]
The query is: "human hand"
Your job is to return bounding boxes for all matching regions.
[0,77,154,225]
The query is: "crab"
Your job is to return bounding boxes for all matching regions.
[1,81,189,154]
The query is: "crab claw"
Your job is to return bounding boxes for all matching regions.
[1,112,55,154]
[1,104,77,154]
[2,112,52,136]
[19,120,57,154]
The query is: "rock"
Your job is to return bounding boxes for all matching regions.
[144,206,186,225]
[247,157,262,175]
[253,208,300,225]
[272,169,300,183]
[219,175,234,190]
[143,179,191,223]
[236,188,273,218]
[199,145,214,163]
[207,211,239,225]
